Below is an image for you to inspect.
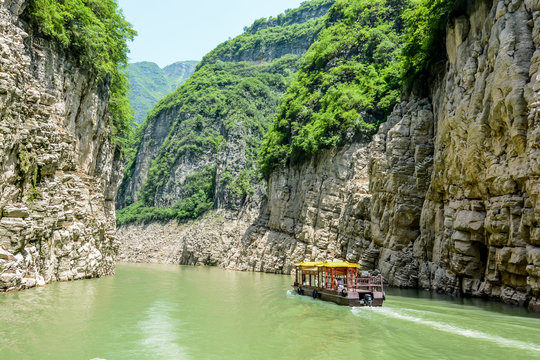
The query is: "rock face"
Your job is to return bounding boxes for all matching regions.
[0,1,122,291]
[414,0,540,310]
[200,0,335,65]
[117,211,256,266]
[117,0,540,310]
[369,100,435,288]
[118,141,372,274]
[227,141,373,273]
[117,103,177,208]
[244,0,334,34]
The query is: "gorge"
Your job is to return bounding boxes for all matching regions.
[1,0,539,315]
[117,0,540,312]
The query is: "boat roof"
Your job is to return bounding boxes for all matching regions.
[323,261,360,268]
[294,261,323,267]
[294,261,360,268]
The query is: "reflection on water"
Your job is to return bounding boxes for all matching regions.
[138,301,190,359]
[0,263,539,360]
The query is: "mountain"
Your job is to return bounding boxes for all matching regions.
[127,60,198,125]
[116,0,336,215]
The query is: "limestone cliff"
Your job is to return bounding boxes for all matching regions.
[244,0,540,310]
[0,0,123,291]
[414,0,540,310]
[117,142,372,273]
[251,0,540,310]
[117,0,540,311]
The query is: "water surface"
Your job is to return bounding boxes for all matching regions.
[1,263,539,359]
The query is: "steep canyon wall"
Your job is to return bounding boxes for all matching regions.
[117,141,372,273]
[0,0,123,291]
[412,0,540,309]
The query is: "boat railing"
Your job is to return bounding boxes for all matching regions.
[295,273,384,294]
[356,276,383,286]
[351,275,384,292]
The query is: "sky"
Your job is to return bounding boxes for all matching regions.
[117,0,306,67]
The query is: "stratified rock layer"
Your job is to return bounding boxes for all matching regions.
[117,0,540,310]
[413,0,540,311]
[0,1,122,291]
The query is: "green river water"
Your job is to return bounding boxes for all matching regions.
[1,263,540,360]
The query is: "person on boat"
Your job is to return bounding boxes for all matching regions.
[336,278,346,292]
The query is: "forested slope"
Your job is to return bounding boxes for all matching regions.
[127,61,198,125]
[116,0,336,223]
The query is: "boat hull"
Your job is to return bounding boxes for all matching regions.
[292,285,384,307]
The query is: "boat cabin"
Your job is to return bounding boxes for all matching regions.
[292,261,385,307]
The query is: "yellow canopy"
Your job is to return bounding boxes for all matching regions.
[294,261,324,267]
[301,267,319,272]
[322,261,360,268]
[294,260,360,268]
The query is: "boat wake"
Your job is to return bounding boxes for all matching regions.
[352,307,540,353]
[286,290,295,296]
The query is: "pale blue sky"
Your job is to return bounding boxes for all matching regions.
[117,0,306,67]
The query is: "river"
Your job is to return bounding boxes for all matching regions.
[1,263,539,360]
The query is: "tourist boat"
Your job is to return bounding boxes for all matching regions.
[292,261,385,307]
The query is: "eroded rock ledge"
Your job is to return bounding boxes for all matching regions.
[0,0,123,291]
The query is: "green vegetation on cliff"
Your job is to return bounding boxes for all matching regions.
[260,0,462,177]
[401,0,466,80]
[117,0,462,225]
[117,164,217,225]
[25,0,136,147]
[244,0,335,34]
[260,0,404,177]
[117,0,334,225]
[199,0,335,66]
[127,61,199,125]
